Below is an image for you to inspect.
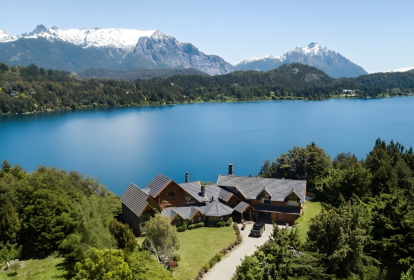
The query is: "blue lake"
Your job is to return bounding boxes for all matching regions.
[1,97,414,196]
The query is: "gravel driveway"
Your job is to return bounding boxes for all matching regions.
[202,223,271,280]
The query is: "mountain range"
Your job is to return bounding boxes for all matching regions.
[0,25,368,78]
[236,43,368,78]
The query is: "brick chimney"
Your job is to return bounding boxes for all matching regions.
[228,164,234,176]
[201,185,205,197]
[185,172,189,183]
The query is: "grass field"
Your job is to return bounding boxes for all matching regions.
[296,200,322,242]
[0,258,72,280]
[173,226,236,280]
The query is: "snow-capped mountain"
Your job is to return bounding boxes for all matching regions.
[0,25,235,75]
[236,43,367,78]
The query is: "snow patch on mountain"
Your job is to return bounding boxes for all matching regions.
[0,30,18,43]
[0,25,157,50]
[236,42,368,78]
[373,66,414,73]
[20,25,158,50]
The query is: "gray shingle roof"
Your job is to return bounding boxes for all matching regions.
[203,185,234,202]
[179,181,209,202]
[144,174,172,198]
[233,201,250,213]
[217,175,306,203]
[161,206,202,220]
[203,199,234,217]
[121,183,150,217]
[256,204,301,215]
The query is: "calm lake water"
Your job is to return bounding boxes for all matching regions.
[1,97,414,196]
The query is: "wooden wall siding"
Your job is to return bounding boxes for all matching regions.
[146,196,159,212]
[122,204,147,236]
[172,215,184,227]
[271,201,286,206]
[158,181,188,209]
[226,196,241,207]
[271,212,277,223]
[190,212,204,224]
[277,213,298,224]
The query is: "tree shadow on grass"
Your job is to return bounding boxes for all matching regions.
[6,271,18,277]
[53,258,76,279]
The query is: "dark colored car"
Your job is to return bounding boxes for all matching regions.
[250,222,265,237]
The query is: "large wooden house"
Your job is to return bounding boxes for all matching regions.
[121,164,306,235]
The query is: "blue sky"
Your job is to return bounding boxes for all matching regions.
[1,0,413,73]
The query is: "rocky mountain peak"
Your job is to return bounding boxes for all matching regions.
[28,24,48,36]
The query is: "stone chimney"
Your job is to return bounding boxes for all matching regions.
[185,172,189,183]
[228,164,234,176]
[201,185,205,197]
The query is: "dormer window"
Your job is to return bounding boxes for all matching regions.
[286,193,299,206]
[166,191,176,200]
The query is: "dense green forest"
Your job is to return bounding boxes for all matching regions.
[79,68,206,81]
[0,162,172,279]
[241,139,414,280]
[1,62,414,115]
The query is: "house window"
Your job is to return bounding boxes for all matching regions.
[166,191,176,200]
[199,217,201,222]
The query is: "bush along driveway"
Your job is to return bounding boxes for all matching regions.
[201,223,271,280]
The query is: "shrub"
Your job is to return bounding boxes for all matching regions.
[217,221,225,227]
[173,254,181,262]
[177,226,185,232]
[215,252,223,261]
[183,222,187,230]
[233,223,241,237]
[188,224,195,230]
[195,222,204,228]
[209,255,219,267]
[225,217,233,226]
[170,261,177,268]
[202,263,210,272]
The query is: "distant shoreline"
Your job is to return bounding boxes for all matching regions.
[1,94,413,117]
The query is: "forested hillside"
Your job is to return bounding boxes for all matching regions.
[243,139,414,280]
[0,162,172,279]
[79,68,207,81]
[1,62,414,115]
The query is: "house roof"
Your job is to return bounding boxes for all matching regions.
[203,184,234,202]
[120,183,150,217]
[233,201,251,213]
[217,175,306,203]
[256,204,301,215]
[179,181,208,202]
[144,174,172,198]
[202,199,234,217]
[161,206,203,221]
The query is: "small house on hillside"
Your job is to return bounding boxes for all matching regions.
[120,165,306,235]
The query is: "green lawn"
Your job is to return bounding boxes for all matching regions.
[296,200,322,242]
[174,226,236,280]
[0,258,72,280]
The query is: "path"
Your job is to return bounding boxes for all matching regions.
[202,223,271,280]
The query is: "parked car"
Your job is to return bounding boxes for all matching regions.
[250,222,265,237]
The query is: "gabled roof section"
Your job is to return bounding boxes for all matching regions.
[161,206,204,222]
[203,199,234,217]
[179,181,208,202]
[144,174,172,198]
[217,175,306,203]
[121,183,150,217]
[233,201,251,213]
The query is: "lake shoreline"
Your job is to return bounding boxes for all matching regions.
[1,94,412,118]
